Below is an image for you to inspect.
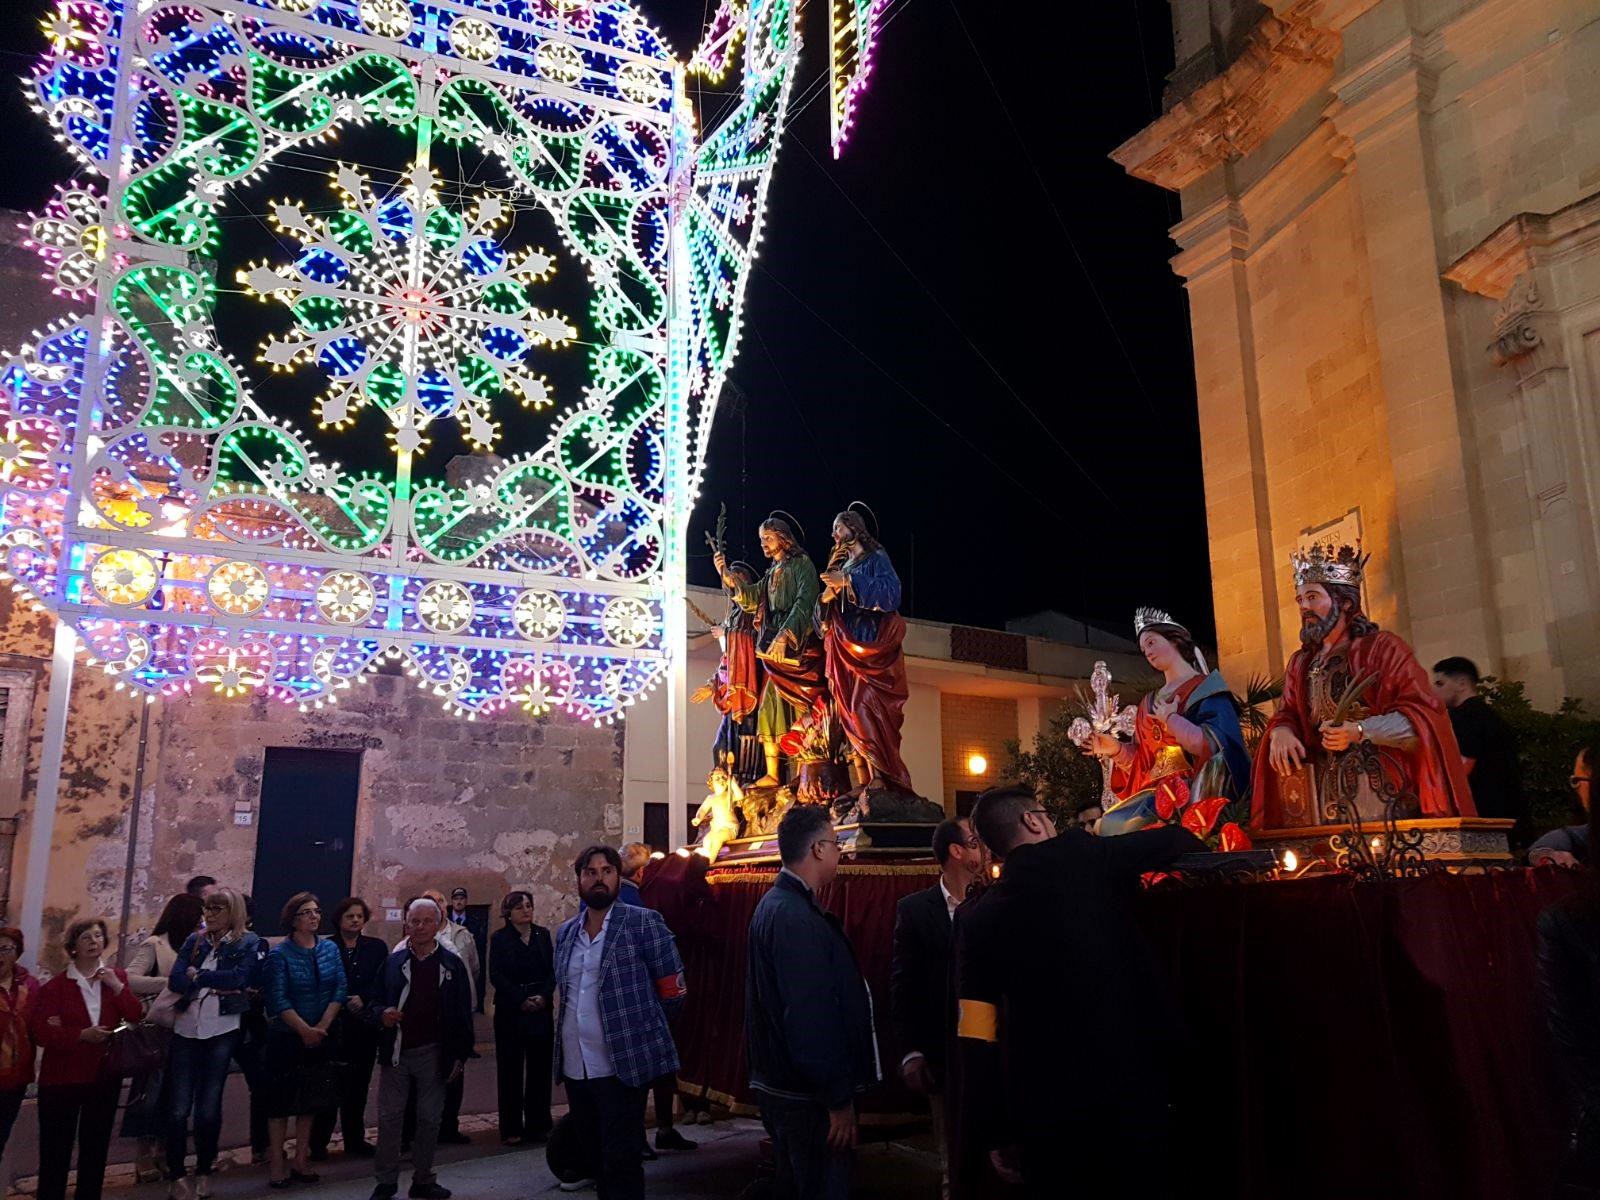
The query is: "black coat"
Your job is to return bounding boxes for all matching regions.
[954,826,1201,1190]
[369,943,475,1071]
[333,934,389,1009]
[488,924,555,1034]
[745,871,879,1110]
[891,883,954,1079]
[1540,891,1600,1189]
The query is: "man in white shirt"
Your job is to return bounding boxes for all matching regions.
[890,818,981,1198]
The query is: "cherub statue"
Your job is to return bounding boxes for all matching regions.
[693,768,745,862]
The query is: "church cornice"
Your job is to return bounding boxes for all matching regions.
[1112,0,1378,192]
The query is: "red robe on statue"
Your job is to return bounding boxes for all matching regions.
[823,611,913,792]
[1250,630,1476,829]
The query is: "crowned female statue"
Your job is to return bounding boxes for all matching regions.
[1088,609,1253,840]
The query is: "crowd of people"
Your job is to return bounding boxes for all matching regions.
[0,840,715,1200]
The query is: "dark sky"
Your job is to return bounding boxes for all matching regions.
[0,0,1210,643]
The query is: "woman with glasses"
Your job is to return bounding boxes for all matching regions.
[1530,745,1596,867]
[0,926,39,1178]
[163,889,261,1198]
[308,898,387,1161]
[489,891,555,1146]
[260,893,346,1188]
[1538,733,1600,1193]
[122,892,204,1183]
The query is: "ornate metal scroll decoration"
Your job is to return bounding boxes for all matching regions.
[1322,741,1430,880]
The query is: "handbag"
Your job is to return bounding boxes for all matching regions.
[100,1020,170,1080]
[147,987,183,1030]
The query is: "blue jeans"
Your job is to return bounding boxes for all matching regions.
[166,1029,241,1177]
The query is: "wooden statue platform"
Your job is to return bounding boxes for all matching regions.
[1252,816,1516,869]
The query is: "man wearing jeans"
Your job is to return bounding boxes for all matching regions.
[368,898,473,1200]
[745,805,880,1199]
[554,845,687,1200]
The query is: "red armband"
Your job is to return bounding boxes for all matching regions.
[653,971,686,1001]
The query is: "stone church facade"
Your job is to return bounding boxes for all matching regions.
[1116,0,1600,709]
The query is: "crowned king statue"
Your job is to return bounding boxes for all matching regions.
[1250,544,1476,828]
[1089,609,1253,843]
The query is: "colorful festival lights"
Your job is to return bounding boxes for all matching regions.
[3,0,893,724]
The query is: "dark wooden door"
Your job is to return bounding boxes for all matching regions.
[251,747,361,936]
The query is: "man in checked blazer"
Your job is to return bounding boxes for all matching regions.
[554,845,687,1200]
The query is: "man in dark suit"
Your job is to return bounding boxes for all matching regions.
[447,888,488,1013]
[954,787,1202,1199]
[892,818,981,1197]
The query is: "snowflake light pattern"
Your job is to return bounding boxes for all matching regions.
[243,165,576,454]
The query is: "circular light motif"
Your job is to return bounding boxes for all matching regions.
[416,580,474,634]
[616,62,667,107]
[512,589,565,641]
[601,597,653,648]
[315,571,377,625]
[207,560,270,616]
[90,549,159,606]
[358,0,412,38]
[601,664,627,697]
[449,17,500,62]
[535,41,584,85]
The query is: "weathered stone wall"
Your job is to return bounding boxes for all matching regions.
[142,676,623,941]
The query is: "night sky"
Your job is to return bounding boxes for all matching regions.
[0,0,1211,643]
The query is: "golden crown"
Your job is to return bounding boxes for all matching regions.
[1291,542,1368,588]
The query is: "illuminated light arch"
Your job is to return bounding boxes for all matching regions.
[4,0,808,723]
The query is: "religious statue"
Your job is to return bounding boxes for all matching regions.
[693,509,765,783]
[818,503,914,795]
[1085,610,1253,845]
[713,511,829,787]
[692,768,745,862]
[1250,544,1476,829]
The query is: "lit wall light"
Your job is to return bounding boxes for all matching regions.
[967,752,988,776]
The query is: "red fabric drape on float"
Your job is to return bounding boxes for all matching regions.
[722,627,759,723]
[655,860,1580,1200]
[822,612,914,792]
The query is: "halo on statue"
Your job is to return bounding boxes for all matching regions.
[845,500,880,540]
[766,509,808,546]
[728,560,758,583]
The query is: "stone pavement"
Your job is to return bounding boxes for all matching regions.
[8,1117,940,1199]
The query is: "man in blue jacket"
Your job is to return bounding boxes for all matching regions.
[554,845,687,1200]
[368,897,474,1200]
[745,804,880,1199]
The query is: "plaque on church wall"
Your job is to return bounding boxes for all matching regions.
[1298,509,1367,607]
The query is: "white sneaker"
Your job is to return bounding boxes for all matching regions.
[167,1179,192,1200]
[195,1175,213,1199]
[557,1181,595,1193]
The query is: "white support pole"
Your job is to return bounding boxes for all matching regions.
[664,67,692,852]
[20,621,75,969]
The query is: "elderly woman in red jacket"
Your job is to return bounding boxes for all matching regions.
[31,917,143,1200]
[0,924,40,1172]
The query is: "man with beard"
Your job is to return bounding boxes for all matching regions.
[1250,543,1475,829]
[713,512,827,787]
[819,503,914,795]
[554,846,687,1200]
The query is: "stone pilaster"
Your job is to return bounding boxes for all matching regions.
[1325,39,1500,663]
